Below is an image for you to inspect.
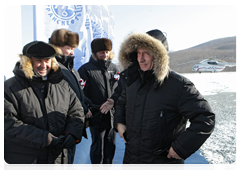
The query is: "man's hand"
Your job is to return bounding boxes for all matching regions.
[117,123,127,143]
[49,135,65,148]
[85,109,93,118]
[100,98,114,114]
[47,133,57,146]
[61,134,76,149]
[167,147,182,159]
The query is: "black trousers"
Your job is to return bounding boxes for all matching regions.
[89,123,116,164]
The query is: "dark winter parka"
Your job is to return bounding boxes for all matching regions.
[78,54,120,128]
[114,33,215,164]
[55,55,89,164]
[55,55,93,139]
[56,55,92,114]
[4,56,85,164]
[49,43,93,117]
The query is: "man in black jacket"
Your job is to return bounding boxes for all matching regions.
[78,38,120,164]
[114,30,215,164]
[100,30,169,113]
[49,28,94,164]
[49,29,94,121]
[4,41,85,164]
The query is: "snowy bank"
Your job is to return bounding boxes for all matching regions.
[182,72,236,96]
[183,72,236,164]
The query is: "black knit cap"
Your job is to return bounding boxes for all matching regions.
[91,38,112,53]
[146,29,169,52]
[23,41,56,59]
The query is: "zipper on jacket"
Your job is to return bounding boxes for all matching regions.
[160,111,163,118]
[160,111,166,134]
[160,111,163,132]
[160,111,168,146]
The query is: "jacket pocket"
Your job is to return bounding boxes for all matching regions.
[154,144,171,157]
[147,110,166,138]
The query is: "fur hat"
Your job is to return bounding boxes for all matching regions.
[91,38,112,53]
[49,29,79,48]
[22,41,56,59]
[146,29,169,52]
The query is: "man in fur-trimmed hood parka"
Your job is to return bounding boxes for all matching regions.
[4,41,85,164]
[114,29,215,164]
[78,38,120,164]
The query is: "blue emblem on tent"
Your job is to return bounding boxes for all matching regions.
[102,31,108,38]
[85,16,90,30]
[91,21,102,39]
[46,5,83,25]
[91,20,108,39]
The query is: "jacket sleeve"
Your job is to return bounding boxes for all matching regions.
[4,94,49,150]
[171,79,215,159]
[84,95,92,107]
[64,87,85,143]
[113,86,127,132]
[81,91,93,115]
[78,66,90,98]
[72,67,91,115]
[110,72,125,106]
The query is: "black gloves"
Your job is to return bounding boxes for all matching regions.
[49,135,65,148]
[49,134,76,149]
[89,104,101,117]
[60,134,76,149]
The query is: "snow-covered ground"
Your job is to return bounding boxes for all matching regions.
[182,72,236,96]
[182,72,237,164]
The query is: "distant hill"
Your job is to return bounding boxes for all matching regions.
[168,36,236,73]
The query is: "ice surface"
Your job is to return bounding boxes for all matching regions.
[182,72,236,96]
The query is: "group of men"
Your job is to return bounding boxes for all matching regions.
[4,28,215,164]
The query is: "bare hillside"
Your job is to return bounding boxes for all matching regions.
[168,37,236,73]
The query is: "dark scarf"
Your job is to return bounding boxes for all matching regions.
[139,69,154,83]
[55,55,74,71]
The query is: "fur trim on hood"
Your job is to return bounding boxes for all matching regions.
[19,54,59,79]
[119,32,170,84]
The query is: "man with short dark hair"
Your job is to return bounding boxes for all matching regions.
[78,38,120,164]
[4,41,85,164]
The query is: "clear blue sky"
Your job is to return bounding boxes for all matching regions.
[109,5,236,54]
